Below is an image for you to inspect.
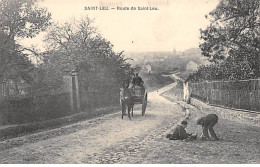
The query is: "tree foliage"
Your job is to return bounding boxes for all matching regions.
[42,17,132,92]
[0,0,51,40]
[0,0,51,96]
[192,0,260,82]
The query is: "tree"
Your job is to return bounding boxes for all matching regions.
[198,0,260,80]
[43,17,132,92]
[0,0,51,96]
[0,0,51,40]
[0,0,51,77]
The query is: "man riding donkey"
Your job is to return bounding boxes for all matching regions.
[129,72,145,95]
[120,71,145,119]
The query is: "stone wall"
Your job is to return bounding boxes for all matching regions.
[189,98,260,127]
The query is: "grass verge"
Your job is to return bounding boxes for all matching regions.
[0,106,120,141]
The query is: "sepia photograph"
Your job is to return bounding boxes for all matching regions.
[0,0,259,164]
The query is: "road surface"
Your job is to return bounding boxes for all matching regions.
[0,83,259,164]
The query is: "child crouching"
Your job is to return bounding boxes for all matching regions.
[166,120,197,141]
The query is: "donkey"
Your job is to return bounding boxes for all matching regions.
[120,87,134,120]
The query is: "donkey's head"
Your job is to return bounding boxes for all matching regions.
[120,87,132,101]
[124,88,133,99]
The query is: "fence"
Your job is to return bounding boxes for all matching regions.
[189,79,260,112]
[0,71,120,125]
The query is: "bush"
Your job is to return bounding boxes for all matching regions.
[0,93,72,125]
[140,72,174,92]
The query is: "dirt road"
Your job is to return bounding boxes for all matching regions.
[0,83,259,164]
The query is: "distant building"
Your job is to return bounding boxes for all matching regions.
[144,64,152,74]
[186,60,199,72]
[158,56,166,62]
[200,56,211,65]
[173,48,177,56]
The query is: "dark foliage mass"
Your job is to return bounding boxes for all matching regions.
[42,17,132,93]
[0,0,132,125]
[188,0,260,82]
[0,0,51,97]
[0,0,132,97]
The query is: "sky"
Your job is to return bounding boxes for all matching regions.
[21,0,220,53]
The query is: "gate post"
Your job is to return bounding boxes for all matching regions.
[183,82,190,103]
[63,70,80,112]
[71,70,80,112]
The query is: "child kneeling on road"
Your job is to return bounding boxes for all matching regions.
[166,120,197,141]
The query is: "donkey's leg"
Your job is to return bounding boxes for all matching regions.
[128,105,132,120]
[121,101,125,119]
[131,105,134,117]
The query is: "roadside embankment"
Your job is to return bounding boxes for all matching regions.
[162,85,260,127]
[189,98,260,127]
[0,106,120,141]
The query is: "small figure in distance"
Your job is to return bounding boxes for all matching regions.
[166,120,197,141]
[197,114,219,141]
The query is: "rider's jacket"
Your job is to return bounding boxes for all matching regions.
[132,76,144,87]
